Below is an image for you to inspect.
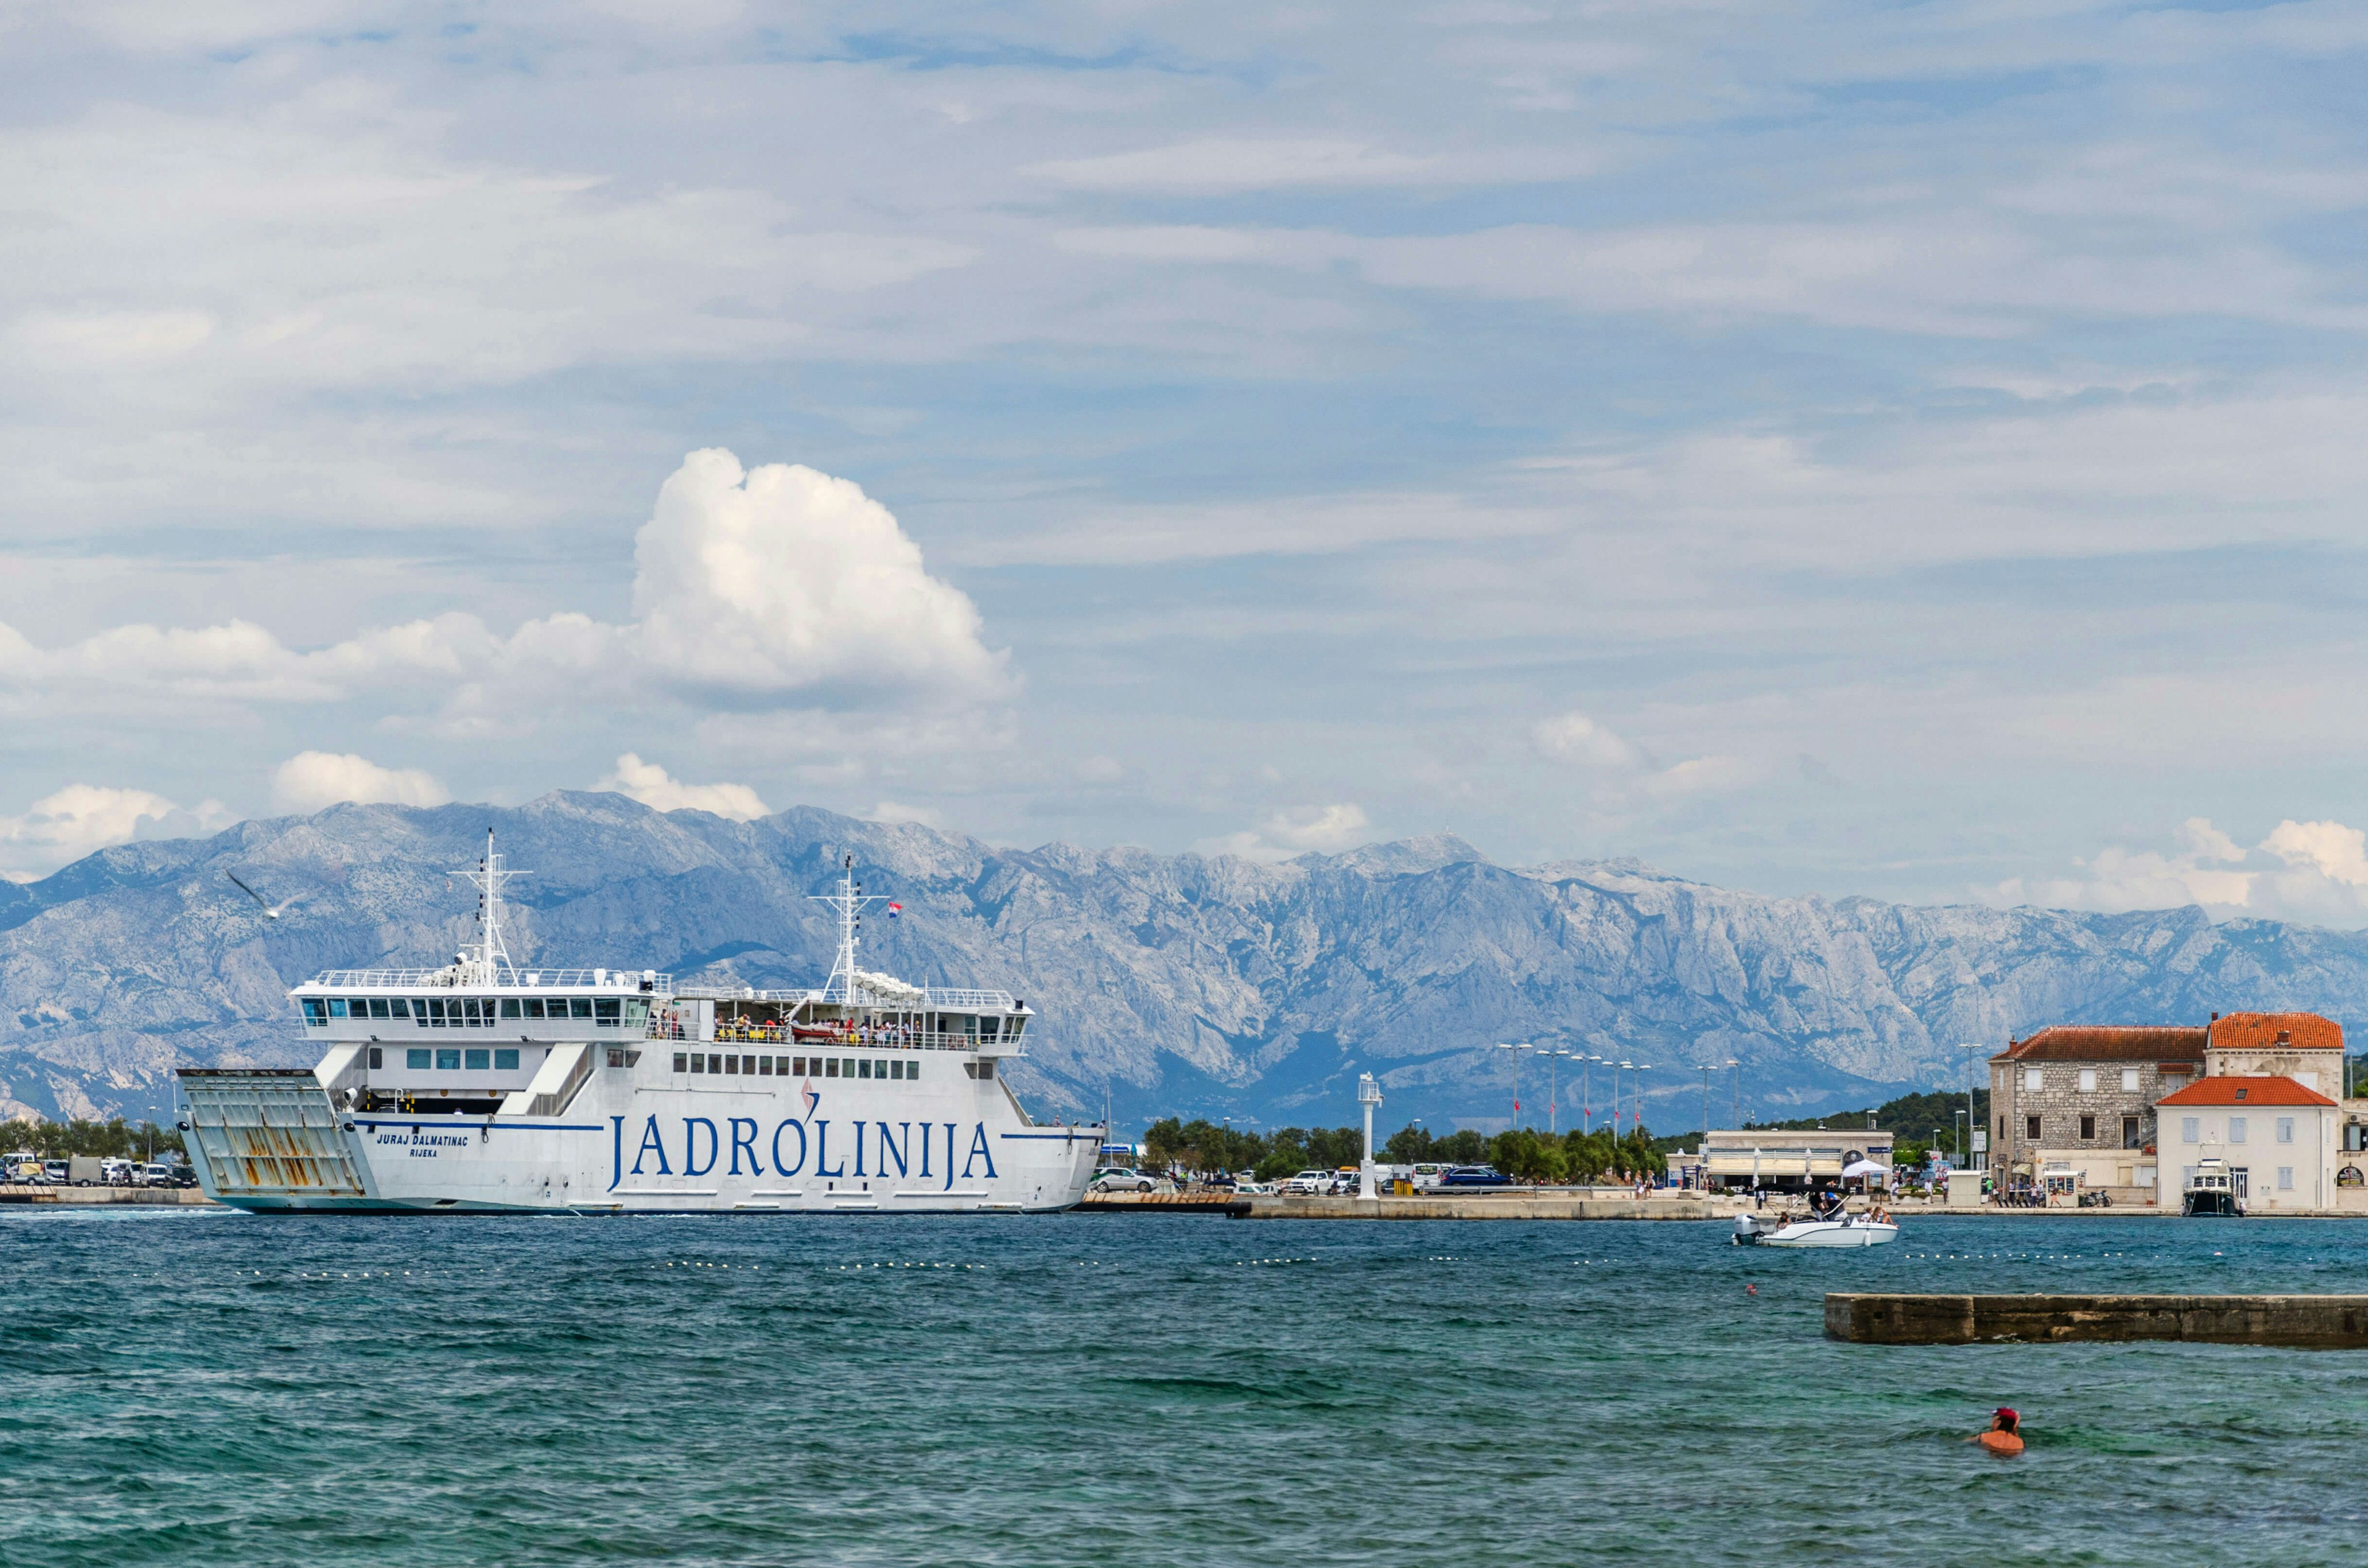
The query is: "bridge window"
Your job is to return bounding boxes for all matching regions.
[409,1049,430,1069]
[501,998,521,1019]
[366,998,388,1019]
[523,998,545,1019]
[496,1048,519,1070]
[595,998,621,1028]
[426,999,445,1026]
[465,1049,490,1071]
[344,998,368,1017]
[327,999,348,1019]
[437,1048,461,1071]
[570,998,594,1020]
[303,999,327,1027]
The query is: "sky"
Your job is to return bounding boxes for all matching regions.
[4,1,2368,925]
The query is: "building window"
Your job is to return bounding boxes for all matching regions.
[2080,1115,2095,1141]
[2182,1117,2199,1144]
[1997,1115,2005,1139]
[2025,1115,2042,1141]
[408,1048,430,1070]
[2023,1067,2043,1091]
[2230,1117,2248,1144]
[2123,1115,2141,1149]
[2121,1068,2140,1092]
[2079,1069,2097,1093]
[436,1048,461,1071]
[495,1048,519,1070]
[2277,1117,2295,1144]
[2279,1167,2295,1191]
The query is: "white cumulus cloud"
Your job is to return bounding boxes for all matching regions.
[1530,711,1642,770]
[1984,815,2368,927]
[0,782,230,880]
[270,752,451,814]
[596,753,770,821]
[631,448,1011,702]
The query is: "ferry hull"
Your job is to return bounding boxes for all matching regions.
[181,1068,1101,1215]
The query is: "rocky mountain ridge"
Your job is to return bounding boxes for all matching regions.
[6,794,2367,1134]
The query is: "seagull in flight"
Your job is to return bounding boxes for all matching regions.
[227,872,300,921]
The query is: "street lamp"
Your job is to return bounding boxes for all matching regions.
[1697,1063,1716,1136]
[1959,1041,1984,1175]
[1548,1049,1572,1135]
[1727,1058,1741,1130]
[1497,1043,1523,1131]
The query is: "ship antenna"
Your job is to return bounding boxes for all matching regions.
[460,827,529,983]
[813,850,884,1005]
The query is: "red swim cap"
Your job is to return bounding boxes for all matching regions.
[1996,1407,2018,1423]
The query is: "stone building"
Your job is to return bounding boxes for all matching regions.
[1989,1011,2350,1204]
[1989,1025,2203,1201]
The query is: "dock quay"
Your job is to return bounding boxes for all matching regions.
[0,1184,215,1207]
[1074,1190,1717,1220]
[1827,1292,2368,1347]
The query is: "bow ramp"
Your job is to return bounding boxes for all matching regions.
[179,1062,369,1207]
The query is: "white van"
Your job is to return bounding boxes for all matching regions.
[99,1157,136,1185]
[1410,1163,1445,1190]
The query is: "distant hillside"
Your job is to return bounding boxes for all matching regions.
[7,794,2368,1135]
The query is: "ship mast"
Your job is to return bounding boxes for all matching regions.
[812,853,885,1006]
[458,827,525,984]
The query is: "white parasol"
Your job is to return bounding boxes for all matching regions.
[1839,1157,1888,1180]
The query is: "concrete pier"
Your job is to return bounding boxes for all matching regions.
[0,1184,214,1207]
[1827,1292,2368,1347]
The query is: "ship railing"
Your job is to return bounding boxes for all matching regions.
[648,1021,1022,1053]
[307,967,673,991]
[671,984,1018,1009]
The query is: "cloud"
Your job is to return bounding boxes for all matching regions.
[1196,803,1373,863]
[595,753,770,821]
[1030,139,1448,193]
[0,782,230,880]
[270,752,451,813]
[1530,712,1642,770]
[0,451,1012,742]
[631,449,1011,702]
[1984,816,2368,926]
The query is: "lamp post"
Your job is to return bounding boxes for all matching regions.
[1632,1064,1653,1133]
[1549,1049,1572,1135]
[1497,1042,1520,1130]
[1727,1057,1741,1130]
[1959,1041,1984,1179]
[1615,1061,1631,1135]
[1357,1072,1383,1200]
[1698,1064,1715,1136]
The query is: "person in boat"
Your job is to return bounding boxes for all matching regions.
[1969,1408,2023,1455]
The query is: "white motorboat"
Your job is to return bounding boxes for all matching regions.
[1732,1212,1899,1248]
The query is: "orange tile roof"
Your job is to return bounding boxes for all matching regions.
[2156,1075,2336,1108]
[1991,1026,2206,1064]
[2207,1011,2345,1053]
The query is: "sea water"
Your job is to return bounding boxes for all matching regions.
[6,1209,2368,1567]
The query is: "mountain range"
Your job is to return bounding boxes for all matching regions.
[6,793,2367,1138]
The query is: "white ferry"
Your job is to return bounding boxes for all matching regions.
[176,835,1103,1214]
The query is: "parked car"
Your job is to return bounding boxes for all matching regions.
[1437,1165,1511,1188]
[99,1157,135,1186]
[1283,1169,1332,1194]
[134,1162,176,1188]
[1088,1167,1157,1193]
[1410,1163,1445,1190]
[1235,1180,1276,1195]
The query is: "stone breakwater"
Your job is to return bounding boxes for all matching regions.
[1827,1292,2368,1347]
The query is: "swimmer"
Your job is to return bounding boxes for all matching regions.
[1969,1407,2023,1456]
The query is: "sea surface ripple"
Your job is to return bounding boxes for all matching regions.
[6,1209,2368,1566]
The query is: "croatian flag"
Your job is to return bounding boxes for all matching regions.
[887,902,903,918]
